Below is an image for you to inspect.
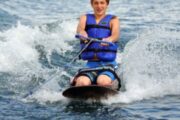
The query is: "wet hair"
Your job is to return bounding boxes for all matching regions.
[91,0,110,5]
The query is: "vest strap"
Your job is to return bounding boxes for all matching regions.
[85,24,111,31]
[83,49,117,52]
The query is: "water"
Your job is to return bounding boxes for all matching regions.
[0,0,180,119]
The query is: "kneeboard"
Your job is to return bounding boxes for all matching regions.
[62,85,118,100]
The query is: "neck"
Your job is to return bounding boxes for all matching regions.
[94,14,106,20]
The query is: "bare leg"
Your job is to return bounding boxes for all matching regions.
[96,75,112,86]
[75,76,91,86]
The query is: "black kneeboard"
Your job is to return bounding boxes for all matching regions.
[62,85,118,100]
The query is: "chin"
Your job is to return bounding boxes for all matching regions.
[95,12,105,16]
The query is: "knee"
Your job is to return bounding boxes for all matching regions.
[75,76,91,86]
[97,75,112,86]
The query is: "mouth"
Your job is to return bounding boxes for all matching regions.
[96,9,103,13]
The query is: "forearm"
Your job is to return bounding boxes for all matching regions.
[106,33,120,42]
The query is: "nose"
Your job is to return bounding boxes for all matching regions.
[97,3,103,8]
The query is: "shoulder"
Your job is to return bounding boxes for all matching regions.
[79,14,87,20]
[110,15,120,24]
[78,15,87,24]
[106,14,119,23]
[110,15,119,21]
[109,15,120,29]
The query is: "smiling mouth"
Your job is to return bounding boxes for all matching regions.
[97,9,103,12]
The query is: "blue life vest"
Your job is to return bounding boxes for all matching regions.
[80,14,118,61]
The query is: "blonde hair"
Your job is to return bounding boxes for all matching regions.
[91,0,110,5]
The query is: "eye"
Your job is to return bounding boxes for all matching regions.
[94,1,98,5]
[100,1,106,5]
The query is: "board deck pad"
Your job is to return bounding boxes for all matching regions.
[62,85,118,100]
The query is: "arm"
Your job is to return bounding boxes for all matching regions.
[76,15,88,37]
[105,16,120,42]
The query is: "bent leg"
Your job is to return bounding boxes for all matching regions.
[97,70,116,86]
[75,76,91,86]
[96,74,112,86]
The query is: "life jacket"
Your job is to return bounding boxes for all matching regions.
[80,14,118,61]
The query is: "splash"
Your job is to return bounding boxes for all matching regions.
[26,89,68,104]
[0,22,39,72]
[24,27,180,104]
[104,28,180,104]
[0,20,78,100]
[0,20,77,72]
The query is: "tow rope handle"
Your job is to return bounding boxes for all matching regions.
[75,34,115,46]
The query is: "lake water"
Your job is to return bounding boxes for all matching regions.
[0,0,180,119]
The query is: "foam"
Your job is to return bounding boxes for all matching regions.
[104,28,180,104]
[27,89,68,104]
